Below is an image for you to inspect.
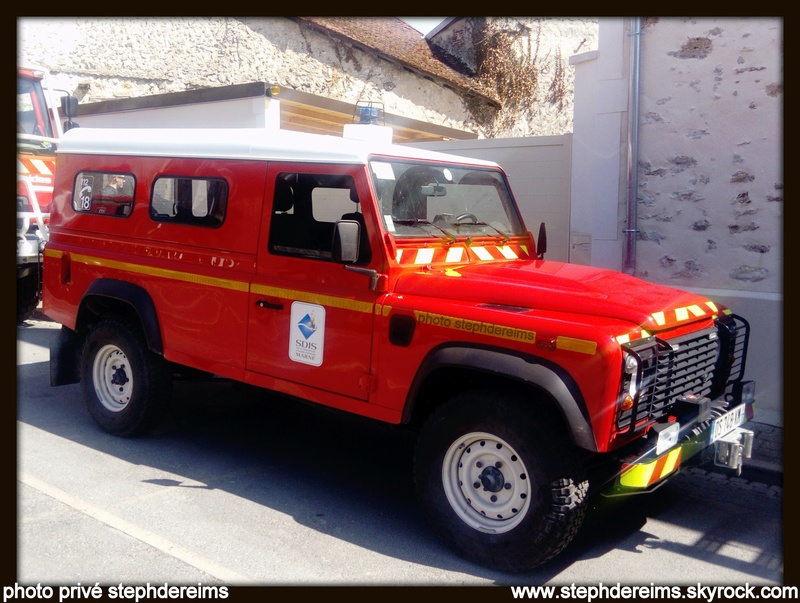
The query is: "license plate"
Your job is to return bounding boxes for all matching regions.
[710,405,746,443]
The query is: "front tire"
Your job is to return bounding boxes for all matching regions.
[81,318,172,437]
[414,390,588,572]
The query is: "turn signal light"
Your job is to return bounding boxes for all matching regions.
[621,394,634,411]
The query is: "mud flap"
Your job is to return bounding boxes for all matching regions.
[50,326,81,386]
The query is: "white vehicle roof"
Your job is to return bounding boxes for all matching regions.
[56,127,500,168]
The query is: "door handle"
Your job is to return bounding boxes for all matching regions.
[256,299,283,310]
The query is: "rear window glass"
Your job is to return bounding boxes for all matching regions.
[150,176,228,227]
[72,172,135,217]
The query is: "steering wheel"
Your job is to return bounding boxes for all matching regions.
[455,213,478,223]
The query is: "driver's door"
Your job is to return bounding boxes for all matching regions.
[245,163,378,401]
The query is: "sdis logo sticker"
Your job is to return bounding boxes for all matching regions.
[289,301,325,366]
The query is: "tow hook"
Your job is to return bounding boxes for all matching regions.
[713,427,754,476]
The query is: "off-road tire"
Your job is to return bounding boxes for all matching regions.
[81,318,172,437]
[17,272,40,324]
[414,389,589,573]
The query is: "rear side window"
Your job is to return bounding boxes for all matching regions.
[72,171,135,217]
[150,176,228,227]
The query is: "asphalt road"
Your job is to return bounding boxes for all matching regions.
[15,315,785,591]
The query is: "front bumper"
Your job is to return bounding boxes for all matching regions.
[17,233,45,266]
[601,382,756,497]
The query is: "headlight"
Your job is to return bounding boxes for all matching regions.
[619,351,640,414]
[624,352,639,375]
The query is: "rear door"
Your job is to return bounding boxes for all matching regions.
[246,163,379,401]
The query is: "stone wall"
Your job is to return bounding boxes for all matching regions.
[635,17,782,293]
[17,17,598,139]
[432,17,598,137]
[18,17,471,133]
[569,18,783,425]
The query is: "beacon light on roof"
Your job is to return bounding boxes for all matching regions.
[353,100,385,126]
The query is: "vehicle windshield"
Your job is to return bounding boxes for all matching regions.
[368,160,525,240]
[17,75,55,145]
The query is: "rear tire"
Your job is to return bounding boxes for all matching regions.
[81,318,172,436]
[414,389,588,572]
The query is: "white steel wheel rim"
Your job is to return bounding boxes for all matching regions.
[442,431,531,533]
[93,344,133,413]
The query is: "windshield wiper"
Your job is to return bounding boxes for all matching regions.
[392,218,430,225]
[392,218,457,243]
[461,221,510,244]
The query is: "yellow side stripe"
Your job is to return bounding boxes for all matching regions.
[71,253,248,292]
[251,284,374,314]
[556,336,597,355]
[374,304,392,317]
[52,250,374,313]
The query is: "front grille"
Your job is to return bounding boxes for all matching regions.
[716,314,750,385]
[617,315,749,432]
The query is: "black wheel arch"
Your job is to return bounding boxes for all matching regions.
[78,279,164,355]
[402,343,598,453]
[51,279,164,386]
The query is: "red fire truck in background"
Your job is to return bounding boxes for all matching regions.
[17,67,78,323]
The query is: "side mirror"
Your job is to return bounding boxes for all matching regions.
[60,95,79,118]
[536,222,547,259]
[61,95,80,131]
[333,220,360,264]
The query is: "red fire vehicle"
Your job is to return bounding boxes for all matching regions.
[43,126,756,572]
[17,67,78,323]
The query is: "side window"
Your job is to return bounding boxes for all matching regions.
[150,176,227,227]
[72,171,135,217]
[268,172,369,263]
